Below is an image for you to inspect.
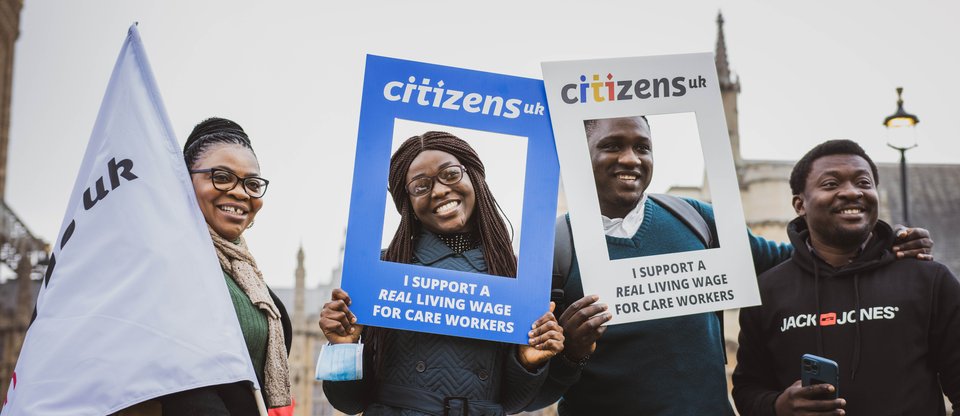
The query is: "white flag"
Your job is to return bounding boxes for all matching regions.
[1,24,258,415]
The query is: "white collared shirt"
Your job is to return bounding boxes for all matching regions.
[601,194,648,238]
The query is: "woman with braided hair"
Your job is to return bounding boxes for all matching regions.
[383,131,518,277]
[321,131,564,415]
[149,117,292,415]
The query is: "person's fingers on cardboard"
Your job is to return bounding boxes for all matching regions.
[532,310,557,329]
[566,303,608,329]
[319,312,348,336]
[331,288,352,305]
[529,317,561,340]
[579,311,611,334]
[560,295,600,323]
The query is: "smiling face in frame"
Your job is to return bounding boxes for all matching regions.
[405,150,476,235]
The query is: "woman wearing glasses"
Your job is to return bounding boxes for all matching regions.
[156,117,292,415]
[321,131,563,416]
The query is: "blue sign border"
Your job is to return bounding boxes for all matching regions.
[342,55,559,344]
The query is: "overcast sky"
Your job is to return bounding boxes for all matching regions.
[6,0,958,289]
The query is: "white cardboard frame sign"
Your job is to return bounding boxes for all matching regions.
[541,53,760,325]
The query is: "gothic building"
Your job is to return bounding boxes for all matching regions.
[274,244,343,416]
[678,12,960,276]
[0,0,21,199]
[0,0,50,404]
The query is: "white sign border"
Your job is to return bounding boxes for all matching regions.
[542,53,760,325]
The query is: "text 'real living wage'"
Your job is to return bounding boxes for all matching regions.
[371,274,515,334]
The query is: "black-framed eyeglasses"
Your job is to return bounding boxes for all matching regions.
[405,165,467,197]
[189,168,270,198]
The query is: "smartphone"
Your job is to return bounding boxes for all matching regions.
[801,354,839,398]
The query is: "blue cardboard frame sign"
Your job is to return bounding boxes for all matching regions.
[342,55,559,344]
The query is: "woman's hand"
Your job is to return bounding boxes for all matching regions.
[320,288,363,344]
[517,302,564,371]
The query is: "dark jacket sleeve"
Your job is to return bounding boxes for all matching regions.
[158,386,231,416]
[322,378,370,415]
[731,304,781,416]
[321,332,375,415]
[158,382,260,416]
[747,230,793,275]
[929,264,960,412]
[685,198,794,275]
[500,345,549,413]
[522,354,581,411]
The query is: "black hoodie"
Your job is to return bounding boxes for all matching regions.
[733,217,960,415]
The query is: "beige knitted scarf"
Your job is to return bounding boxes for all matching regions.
[208,227,291,408]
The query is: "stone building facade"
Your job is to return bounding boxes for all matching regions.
[0,0,50,405]
[274,244,344,416]
[683,13,960,273]
[0,0,21,201]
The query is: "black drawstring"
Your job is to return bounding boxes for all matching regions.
[851,273,862,380]
[814,260,823,356]
[816,265,864,379]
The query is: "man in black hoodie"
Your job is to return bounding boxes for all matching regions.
[732,139,960,415]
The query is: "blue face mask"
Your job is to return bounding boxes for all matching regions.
[315,341,364,381]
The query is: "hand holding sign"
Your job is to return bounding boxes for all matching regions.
[559,295,612,361]
[320,289,364,344]
[517,302,565,371]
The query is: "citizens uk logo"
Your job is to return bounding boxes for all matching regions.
[382,76,546,119]
[558,73,709,104]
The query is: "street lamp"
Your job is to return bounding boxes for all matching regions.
[883,87,919,225]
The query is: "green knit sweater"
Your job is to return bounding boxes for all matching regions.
[223,270,269,387]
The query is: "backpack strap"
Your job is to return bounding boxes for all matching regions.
[647,193,715,249]
[551,214,573,314]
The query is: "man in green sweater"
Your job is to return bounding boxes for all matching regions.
[525,116,933,415]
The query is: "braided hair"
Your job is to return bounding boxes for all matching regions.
[183,117,257,168]
[384,131,517,278]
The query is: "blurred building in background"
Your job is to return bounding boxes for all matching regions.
[665,13,960,413]
[1,5,958,414]
[0,0,50,404]
[274,242,342,416]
